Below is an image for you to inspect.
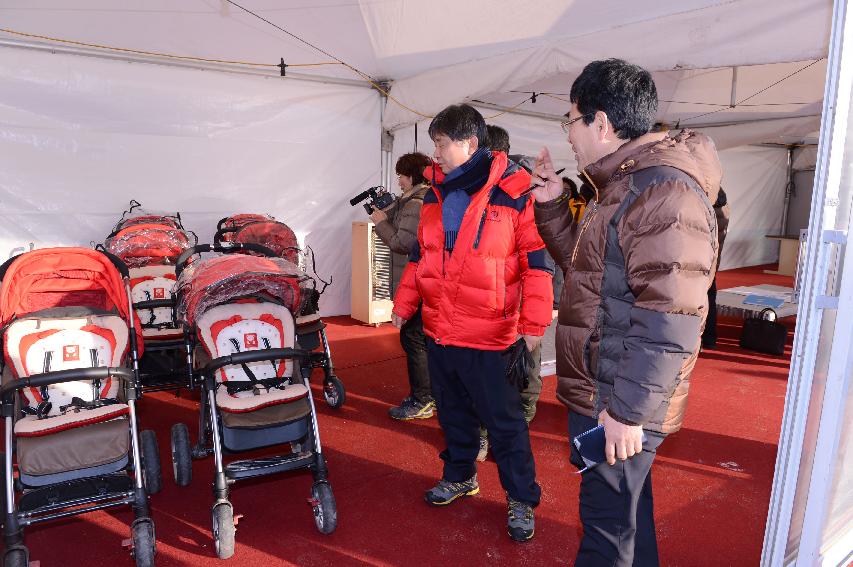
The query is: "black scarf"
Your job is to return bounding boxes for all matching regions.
[435,147,493,197]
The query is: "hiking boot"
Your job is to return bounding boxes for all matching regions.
[424,475,479,506]
[389,397,435,420]
[476,433,489,462]
[507,497,535,542]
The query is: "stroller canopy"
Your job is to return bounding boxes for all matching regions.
[219,214,273,232]
[105,221,193,268]
[115,214,183,232]
[0,248,142,346]
[218,214,300,265]
[176,254,310,327]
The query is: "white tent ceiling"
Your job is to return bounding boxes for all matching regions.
[0,0,832,145]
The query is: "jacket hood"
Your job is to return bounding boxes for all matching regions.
[583,129,722,204]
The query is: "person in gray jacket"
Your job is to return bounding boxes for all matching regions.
[370,152,435,420]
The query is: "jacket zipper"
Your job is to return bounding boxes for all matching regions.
[570,169,602,267]
[571,201,598,266]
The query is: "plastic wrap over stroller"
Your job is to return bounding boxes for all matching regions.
[169,243,337,559]
[0,247,160,567]
[214,214,344,409]
[104,201,198,390]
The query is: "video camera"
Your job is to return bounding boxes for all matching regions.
[350,185,395,214]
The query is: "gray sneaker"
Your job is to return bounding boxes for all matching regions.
[424,474,479,506]
[389,397,435,420]
[507,497,535,542]
[476,434,489,462]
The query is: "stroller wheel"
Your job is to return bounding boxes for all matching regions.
[2,545,29,567]
[311,481,337,535]
[323,376,346,409]
[170,423,193,487]
[131,518,156,567]
[140,430,162,495]
[212,502,236,559]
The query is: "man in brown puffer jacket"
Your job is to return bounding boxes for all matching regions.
[531,59,721,566]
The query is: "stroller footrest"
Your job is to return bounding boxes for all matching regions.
[18,473,133,513]
[225,452,314,481]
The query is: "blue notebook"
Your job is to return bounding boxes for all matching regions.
[743,294,785,309]
[572,424,647,473]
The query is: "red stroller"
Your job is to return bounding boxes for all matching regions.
[104,201,197,390]
[0,247,160,567]
[169,243,337,559]
[214,214,344,409]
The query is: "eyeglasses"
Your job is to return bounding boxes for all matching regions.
[560,113,593,133]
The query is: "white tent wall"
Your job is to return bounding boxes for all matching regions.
[0,48,381,316]
[391,111,788,271]
[716,146,788,269]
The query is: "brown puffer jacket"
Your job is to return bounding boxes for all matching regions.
[535,130,721,434]
[374,183,429,294]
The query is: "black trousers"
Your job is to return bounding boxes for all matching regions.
[702,278,718,345]
[426,338,541,506]
[400,307,431,402]
[568,412,666,567]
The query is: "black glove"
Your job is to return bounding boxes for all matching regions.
[504,338,534,393]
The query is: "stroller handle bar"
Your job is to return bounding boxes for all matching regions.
[1,367,135,414]
[175,242,278,277]
[203,347,311,375]
[212,226,239,245]
[134,298,176,310]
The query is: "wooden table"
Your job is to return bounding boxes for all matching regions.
[764,234,801,277]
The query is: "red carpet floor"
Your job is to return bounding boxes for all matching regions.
[12,266,795,566]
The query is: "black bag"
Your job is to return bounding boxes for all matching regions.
[739,308,788,355]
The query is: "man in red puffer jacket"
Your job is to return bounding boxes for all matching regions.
[392,104,553,542]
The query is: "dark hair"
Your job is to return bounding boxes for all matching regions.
[570,59,658,140]
[562,176,580,200]
[485,125,510,153]
[428,104,487,145]
[395,152,432,186]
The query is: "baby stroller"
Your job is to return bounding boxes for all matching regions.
[214,214,344,409]
[0,247,160,567]
[104,201,197,391]
[169,243,337,559]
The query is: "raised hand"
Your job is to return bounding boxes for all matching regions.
[531,146,563,203]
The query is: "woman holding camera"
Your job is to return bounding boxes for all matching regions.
[369,152,434,420]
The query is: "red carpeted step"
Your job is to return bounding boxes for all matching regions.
[5,264,794,566]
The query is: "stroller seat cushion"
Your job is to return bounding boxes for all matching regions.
[130,265,181,340]
[4,315,129,415]
[14,404,130,437]
[216,383,308,414]
[16,412,130,477]
[197,302,296,383]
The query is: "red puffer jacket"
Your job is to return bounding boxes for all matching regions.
[393,152,553,350]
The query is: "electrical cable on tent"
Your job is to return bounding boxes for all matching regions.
[0,27,339,69]
[1,21,533,121]
[679,58,825,124]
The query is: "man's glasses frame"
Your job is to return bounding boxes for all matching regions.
[560,113,595,133]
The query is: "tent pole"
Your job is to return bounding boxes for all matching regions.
[730,66,739,107]
[781,146,796,234]
[0,38,373,90]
